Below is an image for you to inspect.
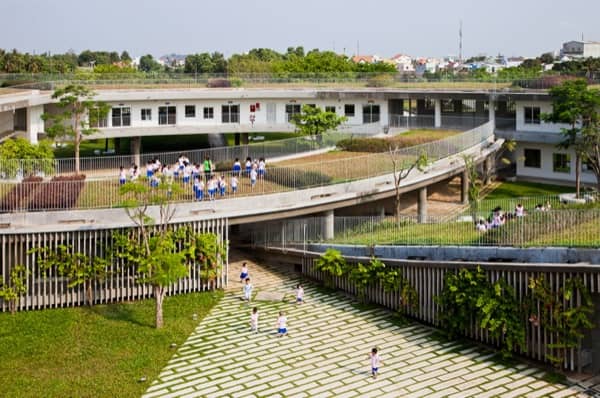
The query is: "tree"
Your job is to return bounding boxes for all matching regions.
[539,52,555,65]
[120,50,132,63]
[0,138,55,178]
[115,177,190,328]
[544,79,600,194]
[0,265,28,314]
[139,54,161,72]
[42,85,109,174]
[33,245,107,306]
[290,104,347,138]
[314,248,347,289]
[480,139,516,185]
[462,155,481,221]
[388,148,428,223]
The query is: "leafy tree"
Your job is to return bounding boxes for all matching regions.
[539,52,555,65]
[139,54,162,72]
[0,265,28,314]
[388,148,428,223]
[314,248,347,289]
[115,177,191,328]
[462,155,481,220]
[42,85,109,174]
[0,138,55,178]
[544,79,600,194]
[291,104,347,138]
[33,245,107,306]
[120,50,132,63]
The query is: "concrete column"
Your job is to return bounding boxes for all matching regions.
[484,156,494,185]
[379,206,386,218]
[130,137,141,167]
[418,187,428,223]
[323,210,334,240]
[488,96,496,127]
[434,99,442,128]
[461,170,469,205]
[234,133,241,146]
[241,133,249,145]
[26,105,44,144]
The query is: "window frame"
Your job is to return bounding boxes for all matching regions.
[285,104,301,122]
[552,153,571,173]
[362,104,381,124]
[141,108,152,121]
[344,104,355,117]
[524,106,541,124]
[111,106,131,127]
[325,106,336,114]
[523,148,541,168]
[203,107,214,120]
[185,105,196,118]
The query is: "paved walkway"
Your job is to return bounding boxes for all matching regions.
[143,257,587,398]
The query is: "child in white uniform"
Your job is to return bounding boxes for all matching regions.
[243,278,253,302]
[250,307,259,333]
[276,311,288,337]
[369,348,383,379]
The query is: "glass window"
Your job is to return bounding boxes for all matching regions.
[325,106,336,113]
[552,153,571,173]
[203,107,214,119]
[524,148,541,168]
[363,104,380,123]
[185,105,196,118]
[111,107,131,127]
[285,104,301,122]
[344,104,355,117]
[141,108,152,121]
[89,108,107,128]
[222,104,240,123]
[524,106,541,124]
[158,106,176,125]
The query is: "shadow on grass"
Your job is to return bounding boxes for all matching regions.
[87,302,155,329]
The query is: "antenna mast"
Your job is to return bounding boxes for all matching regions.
[459,20,463,62]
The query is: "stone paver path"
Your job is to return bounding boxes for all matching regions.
[144,258,587,398]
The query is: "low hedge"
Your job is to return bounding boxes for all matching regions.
[0,176,44,212]
[263,167,332,189]
[337,133,457,153]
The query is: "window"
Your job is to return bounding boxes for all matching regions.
[553,153,571,173]
[325,106,336,113]
[524,148,541,168]
[89,108,107,128]
[111,107,131,127]
[158,106,176,125]
[185,105,196,118]
[363,104,380,123]
[583,159,595,173]
[222,104,240,123]
[524,106,541,124]
[141,108,152,121]
[344,104,355,117]
[285,104,301,122]
[203,107,214,119]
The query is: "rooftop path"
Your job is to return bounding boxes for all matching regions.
[143,251,586,398]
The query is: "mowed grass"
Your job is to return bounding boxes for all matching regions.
[484,181,574,200]
[0,290,223,398]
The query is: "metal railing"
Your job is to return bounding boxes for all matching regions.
[3,72,598,92]
[252,206,600,249]
[0,123,494,212]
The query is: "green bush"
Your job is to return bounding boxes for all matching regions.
[264,166,332,189]
[337,137,389,152]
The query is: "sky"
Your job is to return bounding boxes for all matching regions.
[1,0,600,59]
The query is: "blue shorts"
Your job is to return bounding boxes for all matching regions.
[278,328,287,334]
[119,178,126,185]
[183,176,190,184]
[296,297,303,303]
[372,367,378,373]
[258,169,265,176]
[240,272,248,279]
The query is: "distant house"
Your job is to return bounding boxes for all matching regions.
[390,54,414,73]
[561,41,600,58]
[351,55,377,64]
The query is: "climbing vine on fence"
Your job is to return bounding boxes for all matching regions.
[436,266,525,358]
[528,276,594,369]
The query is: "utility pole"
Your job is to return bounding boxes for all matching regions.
[459,20,463,63]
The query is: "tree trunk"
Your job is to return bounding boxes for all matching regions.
[575,154,581,198]
[86,280,93,306]
[9,299,16,315]
[75,134,81,175]
[395,190,402,224]
[154,285,165,329]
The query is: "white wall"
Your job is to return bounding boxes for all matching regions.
[26,105,44,144]
[0,110,13,133]
[104,98,389,129]
[516,142,597,185]
[515,100,569,133]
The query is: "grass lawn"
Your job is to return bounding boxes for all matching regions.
[484,181,574,200]
[0,290,223,398]
[223,132,303,146]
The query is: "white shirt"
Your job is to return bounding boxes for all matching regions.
[277,316,287,329]
[250,312,259,326]
[370,353,381,368]
[296,287,304,299]
[250,169,257,180]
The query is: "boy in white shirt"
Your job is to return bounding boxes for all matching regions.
[243,278,253,302]
[369,348,383,379]
[296,284,304,304]
[276,311,289,337]
[249,307,259,333]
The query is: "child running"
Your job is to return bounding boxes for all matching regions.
[295,284,304,304]
[276,311,289,337]
[249,307,259,333]
[243,278,253,302]
[369,348,383,379]
[240,262,249,283]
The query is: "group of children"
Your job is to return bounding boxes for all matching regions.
[239,261,383,378]
[118,154,266,198]
[239,262,303,338]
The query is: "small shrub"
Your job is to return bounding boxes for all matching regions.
[366,74,394,87]
[207,78,231,88]
[263,167,332,189]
